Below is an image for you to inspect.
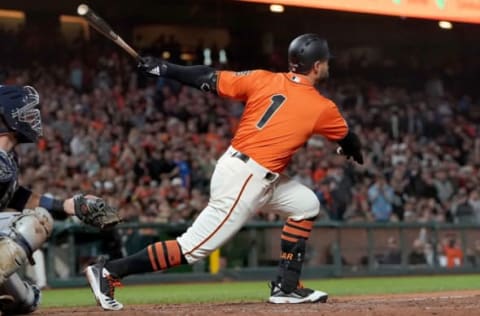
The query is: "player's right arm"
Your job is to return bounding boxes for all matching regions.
[313,99,363,164]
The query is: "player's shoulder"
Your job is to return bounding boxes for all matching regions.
[230,69,275,78]
[0,149,16,182]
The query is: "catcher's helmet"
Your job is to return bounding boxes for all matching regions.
[288,33,331,74]
[0,85,42,143]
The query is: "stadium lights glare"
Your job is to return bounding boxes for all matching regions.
[438,21,453,29]
[60,15,90,39]
[162,51,171,59]
[270,4,284,13]
[0,9,25,19]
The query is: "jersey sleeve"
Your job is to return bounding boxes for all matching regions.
[217,70,264,101]
[313,99,349,141]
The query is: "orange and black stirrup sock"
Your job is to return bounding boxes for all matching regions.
[104,240,187,278]
[276,218,314,293]
[281,218,314,243]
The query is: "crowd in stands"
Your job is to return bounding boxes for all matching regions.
[1,26,480,227]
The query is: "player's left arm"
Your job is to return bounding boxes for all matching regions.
[313,100,363,164]
[138,56,219,93]
[7,188,121,229]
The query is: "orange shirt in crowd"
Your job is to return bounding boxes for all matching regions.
[217,70,348,173]
[444,245,463,268]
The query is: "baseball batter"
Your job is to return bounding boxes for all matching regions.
[0,85,121,315]
[85,33,363,310]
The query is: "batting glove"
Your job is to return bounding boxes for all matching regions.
[138,56,166,77]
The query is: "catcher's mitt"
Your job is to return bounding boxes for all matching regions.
[73,194,122,229]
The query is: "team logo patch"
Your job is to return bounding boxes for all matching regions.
[291,76,301,83]
[234,71,251,76]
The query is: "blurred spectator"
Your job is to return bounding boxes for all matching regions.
[344,181,372,222]
[450,188,475,223]
[465,240,480,267]
[433,168,454,205]
[439,237,463,268]
[323,167,353,220]
[403,198,417,222]
[468,190,480,224]
[379,236,401,264]
[368,174,394,222]
[408,239,428,265]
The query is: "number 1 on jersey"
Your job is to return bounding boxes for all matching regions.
[256,94,286,129]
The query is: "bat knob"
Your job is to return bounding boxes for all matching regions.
[77,4,89,16]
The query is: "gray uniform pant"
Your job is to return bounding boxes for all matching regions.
[0,212,39,315]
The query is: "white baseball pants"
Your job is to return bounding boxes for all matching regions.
[178,146,320,263]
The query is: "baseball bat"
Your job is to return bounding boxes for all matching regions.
[77,4,141,61]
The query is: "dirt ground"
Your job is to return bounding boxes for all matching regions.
[35,290,480,316]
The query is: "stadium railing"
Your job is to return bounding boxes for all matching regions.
[44,221,480,287]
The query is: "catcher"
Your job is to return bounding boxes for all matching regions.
[0,85,121,315]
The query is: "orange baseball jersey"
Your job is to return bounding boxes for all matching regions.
[217,70,348,173]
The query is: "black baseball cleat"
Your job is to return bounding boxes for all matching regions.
[268,281,328,304]
[0,283,40,315]
[85,257,123,311]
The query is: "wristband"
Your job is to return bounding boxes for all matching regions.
[39,195,67,219]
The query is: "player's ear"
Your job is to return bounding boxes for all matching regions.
[312,60,324,74]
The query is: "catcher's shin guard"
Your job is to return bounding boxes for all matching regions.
[0,273,41,315]
[276,218,314,293]
[0,208,53,284]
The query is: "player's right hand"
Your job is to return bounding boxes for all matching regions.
[336,131,364,165]
[138,56,165,77]
[337,146,364,165]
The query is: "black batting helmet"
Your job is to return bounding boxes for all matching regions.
[288,33,331,74]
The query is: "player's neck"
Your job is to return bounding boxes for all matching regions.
[305,74,317,85]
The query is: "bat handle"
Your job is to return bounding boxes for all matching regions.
[116,37,140,61]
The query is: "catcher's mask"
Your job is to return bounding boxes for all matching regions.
[0,85,42,143]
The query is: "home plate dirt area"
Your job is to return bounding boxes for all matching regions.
[36,290,480,316]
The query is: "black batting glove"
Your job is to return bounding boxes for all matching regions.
[336,131,364,165]
[138,56,166,77]
[336,146,364,165]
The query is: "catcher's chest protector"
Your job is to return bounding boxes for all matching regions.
[0,149,19,210]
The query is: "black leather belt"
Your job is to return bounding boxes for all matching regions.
[232,151,277,181]
[232,151,250,163]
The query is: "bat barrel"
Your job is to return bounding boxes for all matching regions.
[77,4,140,60]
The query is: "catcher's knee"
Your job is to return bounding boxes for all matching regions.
[0,207,53,280]
[12,207,53,255]
[0,273,40,315]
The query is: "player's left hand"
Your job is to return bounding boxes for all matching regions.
[73,194,122,229]
[138,56,165,77]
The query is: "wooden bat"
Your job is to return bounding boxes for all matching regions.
[77,4,140,61]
